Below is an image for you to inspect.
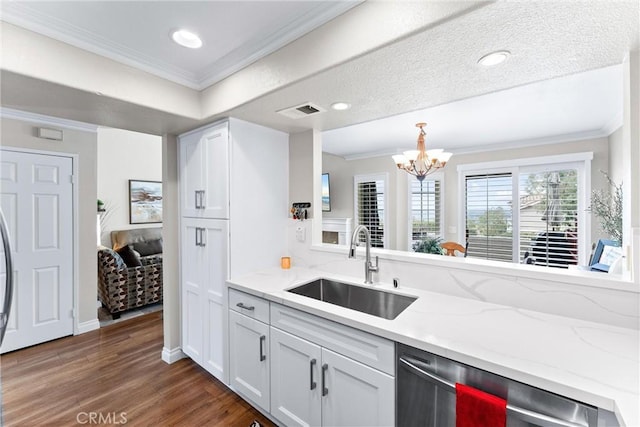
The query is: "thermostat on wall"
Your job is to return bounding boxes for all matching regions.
[37,127,63,141]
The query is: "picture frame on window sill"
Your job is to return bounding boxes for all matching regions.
[129,180,163,224]
[589,239,622,272]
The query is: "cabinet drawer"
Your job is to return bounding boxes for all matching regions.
[270,303,395,375]
[229,289,270,324]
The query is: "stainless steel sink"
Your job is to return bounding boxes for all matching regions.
[287,278,417,320]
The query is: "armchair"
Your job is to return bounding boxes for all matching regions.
[97,248,163,319]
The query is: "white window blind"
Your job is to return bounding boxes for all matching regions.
[410,178,441,248]
[519,169,578,268]
[465,173,513,262]
[354,175,386,248]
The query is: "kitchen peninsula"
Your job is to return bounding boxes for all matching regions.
[228,266,639,427]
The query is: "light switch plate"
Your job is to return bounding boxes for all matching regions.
[296,225,306,242]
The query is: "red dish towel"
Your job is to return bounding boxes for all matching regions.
[456,383,507,427]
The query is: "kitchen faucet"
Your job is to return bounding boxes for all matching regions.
[348,225,379,284]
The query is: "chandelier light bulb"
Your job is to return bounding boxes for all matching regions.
[391,122,452,181]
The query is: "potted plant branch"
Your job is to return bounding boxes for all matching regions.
[589,171,622,244]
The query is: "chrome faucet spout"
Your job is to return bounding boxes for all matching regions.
[348,225,379,284]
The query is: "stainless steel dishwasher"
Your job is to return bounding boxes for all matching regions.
[397,343,599,427]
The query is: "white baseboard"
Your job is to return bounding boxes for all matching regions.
[162,346,186,364]
[76,318,100,334]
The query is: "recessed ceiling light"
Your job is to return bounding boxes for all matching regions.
[171,29,203,49]
[331,102,351,111]
[477,50,510,67]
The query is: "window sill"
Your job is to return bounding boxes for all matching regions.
[311,243,638,293]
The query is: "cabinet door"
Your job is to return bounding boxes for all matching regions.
[180,218,206,363]
[201,124,229,219]
[270,327,322,427]
[179,131,204,218]
[229,311,270,412]
[202,220,229,382]
[321,348,395,427]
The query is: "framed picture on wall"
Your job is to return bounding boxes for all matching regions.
[322,173,331,212]
[129,180,163,224]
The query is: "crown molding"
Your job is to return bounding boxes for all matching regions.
[0,108,99,133]
[451,129,611,155]
[601,110,623,135]
[336,128,614,161]
[1,1,361,91]
[0,3,201,89]
[196,1,362,89]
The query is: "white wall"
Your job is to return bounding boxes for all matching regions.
[608,126,624,185]
[97,128,162,247]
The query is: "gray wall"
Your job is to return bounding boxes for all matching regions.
[323,136,611,250]
[1,117,98,326]
[161,133,180,357]
[289,130,315,217]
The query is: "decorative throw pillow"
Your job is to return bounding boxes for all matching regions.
[116,244,142,267]
[132,238,163,256]
[102,248,127,270]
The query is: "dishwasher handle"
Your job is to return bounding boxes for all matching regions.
[399,356,589,427]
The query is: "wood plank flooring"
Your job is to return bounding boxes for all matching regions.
[1,311,275,427]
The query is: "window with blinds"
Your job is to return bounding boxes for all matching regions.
[463,164,582,268]
[465,173,513,262]
[410,178,441,248]
[519,169,578,268]
[354,175,386,248]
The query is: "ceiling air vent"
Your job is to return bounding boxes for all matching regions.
[276,102,326,119]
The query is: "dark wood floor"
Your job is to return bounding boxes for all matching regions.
[1,311,275,427]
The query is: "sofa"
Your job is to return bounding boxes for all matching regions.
[97,228,163,319]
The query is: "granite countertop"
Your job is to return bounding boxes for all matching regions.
[227,266,639,427]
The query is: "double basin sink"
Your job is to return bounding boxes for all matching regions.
[287,278,417,320]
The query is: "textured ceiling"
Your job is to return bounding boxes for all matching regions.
[228,1,638,155]
[0,0,359,89]
[322,65,622,158]
[0,1,637,143]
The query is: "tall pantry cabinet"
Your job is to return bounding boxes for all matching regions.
[178,118,288,384]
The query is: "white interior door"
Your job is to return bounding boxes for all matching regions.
[0,150,74,353]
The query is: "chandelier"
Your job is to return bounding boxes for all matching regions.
[392,123,452,181]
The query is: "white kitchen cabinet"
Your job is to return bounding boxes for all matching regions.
[270,307,395,427]
[180,217,228,380]
[179,122,229,219]
[270,327,322,426]
[321,347,394,427]
[179,118,288,387]
[229,310,270,412]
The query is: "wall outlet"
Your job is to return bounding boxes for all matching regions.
[296,225,306,242]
